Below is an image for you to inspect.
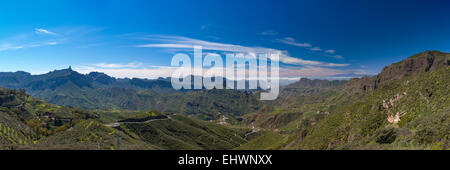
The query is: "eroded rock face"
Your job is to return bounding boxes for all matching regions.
[382,92,407,124]
[387,111,406,124]
[346,51,450,93]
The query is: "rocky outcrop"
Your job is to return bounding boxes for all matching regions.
[346,50,449,93]
[382,92,407,124]
[288,78,347,89]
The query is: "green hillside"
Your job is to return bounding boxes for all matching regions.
[119,114,249,150]
[30,119,158,150]
[0,50,448,150]
[0,87,249,150]
[299,65,449,149]
[239,51,449,150]
[0,87,98,149]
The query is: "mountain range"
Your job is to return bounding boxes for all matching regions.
[0,69,261,120]
[0,50,448,150]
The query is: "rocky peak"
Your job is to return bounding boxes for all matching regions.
[346,50,449,92]
[288,78,347,88]
[88,72,116,84]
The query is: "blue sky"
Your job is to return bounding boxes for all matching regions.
[0,0,449,79]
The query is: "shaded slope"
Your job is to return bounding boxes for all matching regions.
[0,87,251,150]
[119,114,249,150]
[31,120,158,150]
[240,51,449,150]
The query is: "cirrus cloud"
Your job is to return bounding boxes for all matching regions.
[35,28,57,35]
[261,30,278,36]
[135,35,348,67]
[276,37,312,47]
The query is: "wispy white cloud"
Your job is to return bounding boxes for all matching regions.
[0,41,59,52]
[279,66,347,77]
[277,37,345,59]
[322,49,343,59]
[75,65,178,79]
[207,36,220,40]
[200,23,213,30]
[75,62,353,80]
[35,28,57,35]
[135,35,348,67]
[48,42,59,45]
[0,43,24,51]
[261,30,278,36]
[0,28,63,52]
[91,62,144,68]
[75,62,178,79]
[310,47,322,51]
[332,55,343,59]
[137,43,194,49]
[277,37,312,47]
